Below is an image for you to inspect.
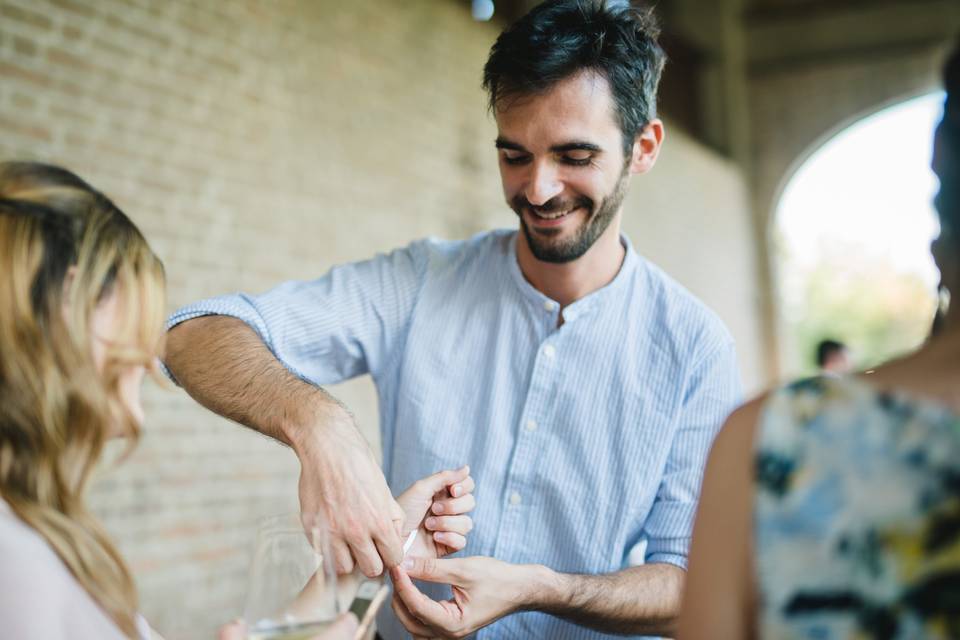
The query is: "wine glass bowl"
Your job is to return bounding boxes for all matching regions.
[243,513,339,640]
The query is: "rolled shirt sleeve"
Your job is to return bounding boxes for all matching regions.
[166,240,430,386]
[641,338,742,569]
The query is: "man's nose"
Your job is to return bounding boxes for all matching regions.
[524,162,563,206]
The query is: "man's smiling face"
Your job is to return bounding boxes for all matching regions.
[495,71,632,264]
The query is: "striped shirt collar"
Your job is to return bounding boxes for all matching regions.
[506,231,641,323]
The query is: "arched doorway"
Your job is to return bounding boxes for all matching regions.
[773,92,945,377]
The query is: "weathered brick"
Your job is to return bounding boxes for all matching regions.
[61,23,85,41]
[12,34,37,57]
[0,60,52,88]
[103,11,172,49]
[46,46,97,72]
[48,0,97,20]
[0,113,52,142]
[0,3,54,30]
[10,93,37,110]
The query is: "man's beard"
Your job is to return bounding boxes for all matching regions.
[512,166,630,264]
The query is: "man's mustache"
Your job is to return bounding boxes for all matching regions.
[511,195,594,215]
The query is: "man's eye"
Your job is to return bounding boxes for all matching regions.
[503,154,531,165]
[562,154,592,166]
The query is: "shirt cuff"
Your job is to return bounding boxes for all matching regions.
[644,533,691,570]
[645,552,688,570]
[162,294,270,385]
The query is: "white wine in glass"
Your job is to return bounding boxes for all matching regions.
[246,620,332,640]
[243,513,339,640]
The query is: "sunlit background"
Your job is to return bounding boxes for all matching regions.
[775,92,946,376]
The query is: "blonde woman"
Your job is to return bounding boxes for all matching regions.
[0,162,475,640]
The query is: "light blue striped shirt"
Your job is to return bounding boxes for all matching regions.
[168,229,741,639]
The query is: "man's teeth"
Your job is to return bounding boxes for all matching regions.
[533,208,576,220]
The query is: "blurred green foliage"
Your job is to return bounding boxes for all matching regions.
[778,242,937,377]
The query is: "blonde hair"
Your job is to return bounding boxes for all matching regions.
[0,162,166,637]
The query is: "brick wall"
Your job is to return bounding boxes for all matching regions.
[1,1,508,636]
[0,1,761,637]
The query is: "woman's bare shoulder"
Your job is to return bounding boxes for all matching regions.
[0,503,128,638]
[711,392,771,461]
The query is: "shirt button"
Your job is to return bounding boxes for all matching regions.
[543,344,556,359]
[543,300,557,312]
[525,419,538,432]
[509,492,522,506]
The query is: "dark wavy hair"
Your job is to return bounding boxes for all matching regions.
[935,42,959,240]
[483,0,666,155]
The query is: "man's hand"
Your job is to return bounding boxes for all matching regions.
[165,317,405,579]
[389,556,539,638]
[294,405,404,578]
[395,466,475,559]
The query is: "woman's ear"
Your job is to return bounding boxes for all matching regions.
[628,118,665,176]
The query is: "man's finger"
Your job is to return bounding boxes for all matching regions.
[391,593,435,637]
[351,537,385,578]
[390,498,406,537]
[390,566,452,625]
[374,515,404,569]
[330,538,354,575]
[401,556,462,584]
[431,493,476,516]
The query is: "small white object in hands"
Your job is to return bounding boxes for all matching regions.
[402,530,417,557]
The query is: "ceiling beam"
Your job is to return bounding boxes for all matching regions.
[746,0,960,72]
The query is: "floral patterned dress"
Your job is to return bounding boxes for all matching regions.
[754,376,960,639]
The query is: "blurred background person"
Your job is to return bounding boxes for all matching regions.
[815,338,852,375]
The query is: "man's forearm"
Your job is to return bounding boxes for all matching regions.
[164,315,345,448]
[166,315,405,577]
[529,563,685,636]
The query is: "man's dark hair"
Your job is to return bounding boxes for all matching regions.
[483,0,666,155]
[816,339,846,368]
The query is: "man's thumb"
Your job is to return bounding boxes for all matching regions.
[402,556,457,584]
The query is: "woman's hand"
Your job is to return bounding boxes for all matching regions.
[396,466,475,559]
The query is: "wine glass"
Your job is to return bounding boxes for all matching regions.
[243,513,340,640]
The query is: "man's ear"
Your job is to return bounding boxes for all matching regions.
[628,118,664,175]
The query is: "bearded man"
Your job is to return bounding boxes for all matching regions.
[164,2,742,637]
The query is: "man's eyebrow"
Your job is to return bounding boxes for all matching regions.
[550,142,603,153]
[495,137,526,151]
[494,138,604,154]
